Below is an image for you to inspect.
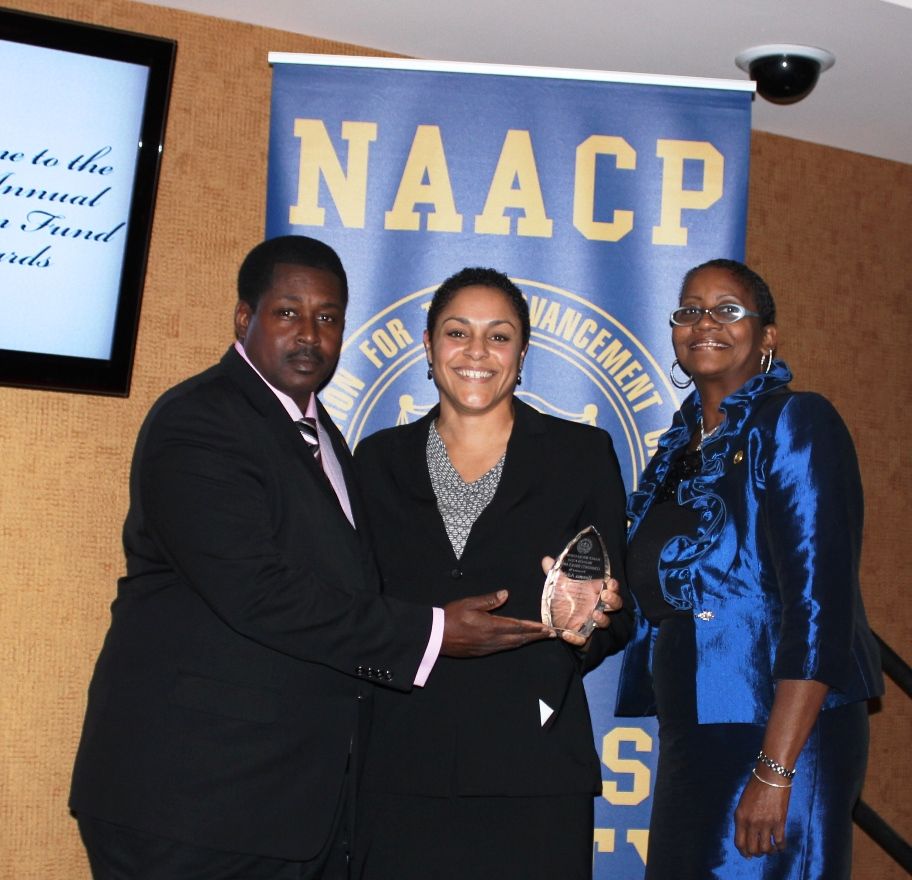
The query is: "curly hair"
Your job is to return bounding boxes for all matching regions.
[426,267,530,346]
[680,258,776,326]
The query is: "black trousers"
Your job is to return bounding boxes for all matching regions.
[77,780,352,880]
[355,791,594,880]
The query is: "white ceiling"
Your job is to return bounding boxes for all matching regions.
[147,0,912,165]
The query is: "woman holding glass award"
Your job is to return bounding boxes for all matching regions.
[615,259,883,879]
[353,267,632,879]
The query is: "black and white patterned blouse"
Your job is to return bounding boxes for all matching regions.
[426,420,505,559]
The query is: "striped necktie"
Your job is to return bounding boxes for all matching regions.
[296,416,321,462]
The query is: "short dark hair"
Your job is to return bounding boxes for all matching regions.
[427,267,530,346]
[237,235,348,310]
[680,258,776,326]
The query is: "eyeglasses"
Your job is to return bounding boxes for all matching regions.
[669,304,760,326]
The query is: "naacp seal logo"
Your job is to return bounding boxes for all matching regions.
[321,279,678,489]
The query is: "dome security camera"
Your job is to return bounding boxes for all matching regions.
[735,44,835,105]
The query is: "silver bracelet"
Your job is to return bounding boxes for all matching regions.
[752,768,792,789]
[757,749,797,779]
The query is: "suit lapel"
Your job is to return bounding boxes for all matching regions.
[481,399,548,521]
[446,400,549,560]
[402,400,551,558]
[381,407,439,505]
[406,414,439,501]
[220,347,355,527]
[377,407,461,559]
[362,401,552,560]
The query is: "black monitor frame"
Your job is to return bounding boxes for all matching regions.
[0,8,175,396]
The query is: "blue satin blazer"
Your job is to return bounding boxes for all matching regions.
[615,360,883,724]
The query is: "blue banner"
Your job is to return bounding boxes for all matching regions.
[267,55,752,877]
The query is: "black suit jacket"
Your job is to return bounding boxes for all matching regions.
[354,399,633,797]
[70,347,433,860]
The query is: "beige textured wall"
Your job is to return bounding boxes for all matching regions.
[745,134,912,879]
[0,1,908,877]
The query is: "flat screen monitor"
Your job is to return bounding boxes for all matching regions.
[0,8,175,395]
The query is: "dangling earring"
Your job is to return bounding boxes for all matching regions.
[670,359,692,389]
[761,350,774,374]
[426,364,434,381]
[516,361,524,386]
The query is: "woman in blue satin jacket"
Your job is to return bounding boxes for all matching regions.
[615,259,883,879]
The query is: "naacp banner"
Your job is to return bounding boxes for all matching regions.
[267,54,753,877]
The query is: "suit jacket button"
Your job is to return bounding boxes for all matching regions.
[450,567,463,578]
[356,666,365,677]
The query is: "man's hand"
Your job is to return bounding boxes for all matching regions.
[540,556,623,648]
[441,590,554,657]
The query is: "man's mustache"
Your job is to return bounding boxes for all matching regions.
[287,345,324,363]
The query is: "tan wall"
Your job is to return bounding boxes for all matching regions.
[746,134,911,879]
[0,1,908,876]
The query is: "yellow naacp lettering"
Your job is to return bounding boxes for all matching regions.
[529,296,597,351]
[474,130,553,237]
[614,359,642,383]
[601,726,653,806]
[289,120,377,228]
[322,368,367,423]
[623,373,660,404]
[643,428,665,455]
[652,139,724,246]
[384,125,463,232]
[589,330,619,364]
[357,318,414,368]
[288,120,722,245]
[554,307,583,340]
[626,830,649,864]
[593,828,649,865]
[574,135,636,242]
[535,301,562,334]
[527,295,548,327]
[537,303,588,344]
[528,296,662,411]
[571,318,598,349]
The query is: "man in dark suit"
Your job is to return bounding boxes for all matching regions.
[70,236,552,879]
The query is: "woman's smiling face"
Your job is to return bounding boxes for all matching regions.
[673,266,777,396]
[425,284,527,419]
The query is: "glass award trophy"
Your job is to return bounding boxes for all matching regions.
[541,526,611,636]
